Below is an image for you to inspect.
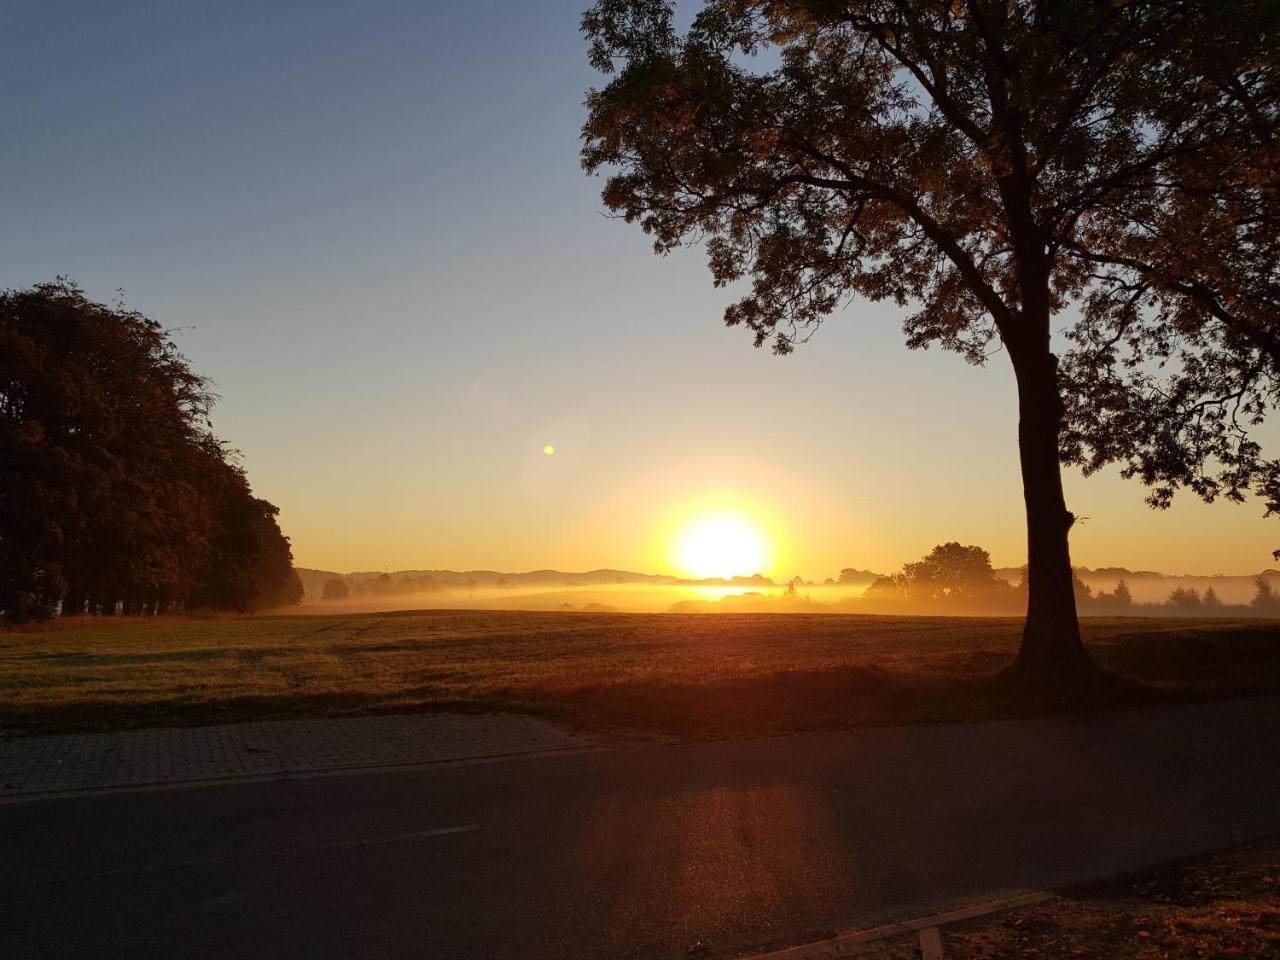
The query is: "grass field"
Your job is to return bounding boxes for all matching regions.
[3,610,1280,739]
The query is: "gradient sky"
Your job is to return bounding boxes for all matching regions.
[3,0,1277,579]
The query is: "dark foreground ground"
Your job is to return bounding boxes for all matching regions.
[4,610,1280,738]
[3,695,1279,960]
[938,838,1280,959]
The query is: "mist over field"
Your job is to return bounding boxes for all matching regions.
[292,566,1280,618]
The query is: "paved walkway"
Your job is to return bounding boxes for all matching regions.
[0,713,593,799]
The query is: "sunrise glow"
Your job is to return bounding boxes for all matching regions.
[672,511,772,580]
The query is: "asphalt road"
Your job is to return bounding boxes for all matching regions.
[4,696,1279,960]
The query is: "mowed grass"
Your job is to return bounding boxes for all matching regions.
[3,610,1280,739]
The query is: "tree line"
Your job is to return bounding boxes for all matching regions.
[858,542,1280,617]
[0,280,302,623]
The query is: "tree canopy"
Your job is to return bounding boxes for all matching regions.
[321,577,351,601]
[862,541,1016,609]
[902,542,1010,600]
[582,0,1280,683]
[582,0,1279,507]
[0,280,301,622]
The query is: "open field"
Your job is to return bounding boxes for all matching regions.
[3,610,1280,739]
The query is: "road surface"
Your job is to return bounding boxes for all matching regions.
[3,696,1279,959]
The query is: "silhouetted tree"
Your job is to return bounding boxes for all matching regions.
[837,568,876,584]
[321,578,350,601]
[1,281,213,619]
[1113,580,1133,609]
[862,573,910,603]
[182,451,299,613]
[1203,586,1223,609]
[863,542,1016,610]
[582,1,1280,687]
[1091,577,1133,614]
[1168,586,1203,611]
[1252,576,1279,613]
[0,280,300,622]
[279,569,305,607]
[903,542,1011,601]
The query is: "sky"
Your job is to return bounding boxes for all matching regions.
[2,0,1277,580]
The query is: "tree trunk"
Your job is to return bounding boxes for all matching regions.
[1008,342,1097,687]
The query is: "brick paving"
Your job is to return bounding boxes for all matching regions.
[0,713,593,799]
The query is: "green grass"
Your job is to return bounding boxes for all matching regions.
[2,610,1279,739]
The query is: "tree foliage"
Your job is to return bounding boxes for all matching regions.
[582,0,1280,680]
[582,0,1279,513]
[0,280,300,622]
[1167,586,1203,610]
[321,577,351,601]
[864,541,1015,605]
[1252,574,1279,611]
[902,541,1010,600]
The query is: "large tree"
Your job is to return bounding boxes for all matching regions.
[0,280,301,621]
[581,0,1280,686]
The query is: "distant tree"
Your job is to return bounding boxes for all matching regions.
[1203,586,1223,609]
[1252,576,1279,613]
[1091,577,1133,614]
[862,542,1015,609]
[321,578,350,601]
[1168,586,1203,611]
[837,568,874,584]
[583,1,1280,688]
[862,573,910,603]
[902,543,1011,602]
[1113,580,1133,609]
[370,573,396,597]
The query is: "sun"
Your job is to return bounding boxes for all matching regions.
[673,511,771,580]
